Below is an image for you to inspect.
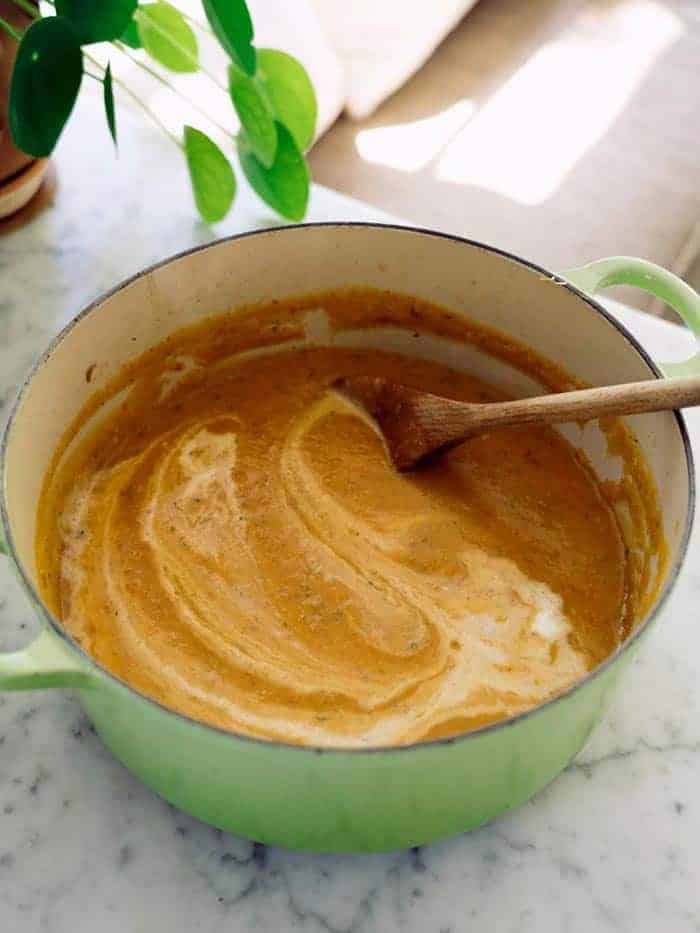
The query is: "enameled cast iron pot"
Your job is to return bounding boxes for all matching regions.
[1,224,699,852]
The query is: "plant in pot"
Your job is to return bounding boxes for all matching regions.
[0,0,317,223]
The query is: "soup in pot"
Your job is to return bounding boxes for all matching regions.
[35,289,665,747]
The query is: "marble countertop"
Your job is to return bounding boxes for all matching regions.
[1,94,699,933]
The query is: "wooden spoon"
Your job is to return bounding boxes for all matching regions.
[333,374,700,472]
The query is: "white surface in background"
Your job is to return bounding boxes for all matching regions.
[310,0,480,119]
[0,91,699,933]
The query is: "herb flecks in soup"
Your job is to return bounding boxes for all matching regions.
[36,289,664,747]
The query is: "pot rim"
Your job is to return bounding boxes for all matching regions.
[1,221,695,755]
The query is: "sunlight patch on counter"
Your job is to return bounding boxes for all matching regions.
[354,100,476,173]
[434,0,683,205]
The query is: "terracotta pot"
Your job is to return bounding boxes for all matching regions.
[0,0,47,219]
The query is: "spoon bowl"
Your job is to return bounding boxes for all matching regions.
[335,373,700,471]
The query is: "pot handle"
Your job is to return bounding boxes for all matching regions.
[0,532,92,690]
[563,256,700,377]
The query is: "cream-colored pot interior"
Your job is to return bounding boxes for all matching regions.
[3,225,692,626]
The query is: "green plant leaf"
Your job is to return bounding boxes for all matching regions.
[120,18,142,48]
[238,120,309,221]
[137,2,198,73]
[56,0,137,43]
[202,0,255,75]
[103,62,117,147]
[228,65,276,168]
[184,125,236,223]
[9,17,83,157]
[257,49,316,151]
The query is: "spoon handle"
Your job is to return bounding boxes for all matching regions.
[460,375,700,433]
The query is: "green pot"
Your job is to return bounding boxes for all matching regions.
[1,225,698,852]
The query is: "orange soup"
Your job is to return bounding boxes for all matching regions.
[36,289,664,747]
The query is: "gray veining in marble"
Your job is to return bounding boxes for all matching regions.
[1,88,699,932]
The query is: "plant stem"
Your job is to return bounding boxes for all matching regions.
[0,13,23,40]
[83,50,183,150]
[9,0,38,19]
[178,8,214,37]
[135,7,227,92]
[114,41,234,140]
